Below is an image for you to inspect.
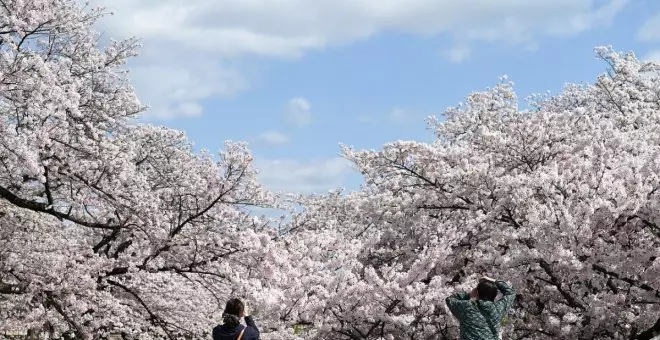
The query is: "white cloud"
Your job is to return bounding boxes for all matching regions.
[93,0,627,119]
[285,97,312,126]
[522,42,540,52]
[442,45,471,63]
[175,102,204,117]
[637,13,660,42]
[357,115,374,123]
[129,61,248,120]
[98,0,626,57]
[638,13,660,66]
[390,108,419,124]
[390,108,407,122]
[252,131,290,147]
[255,157,353,193]
[645,50,660,62]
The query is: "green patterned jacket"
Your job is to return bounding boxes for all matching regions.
[445,281,515,340]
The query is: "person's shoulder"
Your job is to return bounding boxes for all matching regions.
[453,299,481,312]
[212,324,228,336]
[466,299,482,308]
[244,322,259,338]
[211,324,222,339]
[477,300,499,312]
[245,323,259,333]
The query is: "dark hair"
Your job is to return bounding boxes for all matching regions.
[476,281,498,301]
[222,298,245,328]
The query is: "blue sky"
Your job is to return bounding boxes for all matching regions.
[94,0,660,193]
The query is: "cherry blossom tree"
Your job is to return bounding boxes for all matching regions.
[0,1,280,339]
[1,0,659,339]
[269,48,660,339]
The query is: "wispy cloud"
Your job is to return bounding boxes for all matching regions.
[285,97,312,127]
[252,131,290,147]
[442,45,471,63]
[255,157,353,193]
[95,0,628,120]
[637,12,660,43]
[357,115,374,123]
[99,0,627,57]
[129,62,247,120]
[389,108,420,124]
[636,13,660,64]
[644,50,660,62]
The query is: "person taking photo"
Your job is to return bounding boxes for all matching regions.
[446,276,516,340]
[213,298,260,340]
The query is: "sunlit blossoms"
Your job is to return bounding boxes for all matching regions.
[1,1,659,339]
[266,49,660,339]
[0,1,277,339]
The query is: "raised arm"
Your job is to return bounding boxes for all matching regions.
[494,280,515,317]
[445,291,471,320]
[244,315,260,339]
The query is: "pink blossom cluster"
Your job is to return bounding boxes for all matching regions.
[0,1,658,339]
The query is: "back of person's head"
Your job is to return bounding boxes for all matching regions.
[222,298,245,327]
[477,281,498,301]
[224,298,245,316]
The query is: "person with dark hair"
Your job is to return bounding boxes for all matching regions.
[212,298,260,340]
[446,276,515,340]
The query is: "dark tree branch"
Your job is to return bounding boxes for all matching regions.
[0,185,122,230]
[538,260,585,310]
[592,264,660,298]
[106,279,176,340]
[633,316,660,340]
[633,215,660,239]
[0,281,27,294]
[44,292,87,339]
